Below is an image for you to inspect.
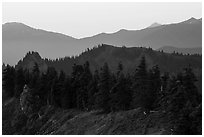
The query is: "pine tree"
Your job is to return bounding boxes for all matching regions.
[29,62,40,90]
[2,65,16,97]
[116,61,123,78]
[24,69,31,85]
[167,85,190,135]
[46,67,58,106]
[95,62,111,112]
[182,66,201,106]
[160,70,201,135]
[161,72,169,93]
[77,61,92,110]
[38,73,49,105]
[88,70,99,110]
[54,70,66,108]
[132,56,149,110]
[148,65,161,109]
[61,76,72,109]
[110,62,131,111]
[14,68,25,97]
[78,61,92,110]
[71,64,84,108]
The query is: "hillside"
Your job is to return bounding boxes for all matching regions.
[2,97,173,135]
[43,45,202,76]
[3,47,202,135]
[16,44,202,76]
[15,44,202,76]
[2,22,77,65]
[3,17,202,65]
[15,44,202,93]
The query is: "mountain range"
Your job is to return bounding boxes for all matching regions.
[3,17,202,65]
[23,44,202,72]
[157,46,202,54]
[15,44,202,92]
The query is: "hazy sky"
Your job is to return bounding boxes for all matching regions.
[3,2,202,38]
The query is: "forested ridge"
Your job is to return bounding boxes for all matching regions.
[43,44,201,75]
[3,49,202,134]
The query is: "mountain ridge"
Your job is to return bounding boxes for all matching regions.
[157,46,202,55]
[15,44,202,93]
[3,17,201,39]
[16,44,202,74]
[3,17,202,65]
[148,22,162,28]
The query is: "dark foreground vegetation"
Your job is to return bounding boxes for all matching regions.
[2,55,202,135]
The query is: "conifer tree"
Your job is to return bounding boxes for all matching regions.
[46,67,58,106]
[61,76,72,109]
[148,65,161,108]
[71,64,84,108]
[132,56,149,110]
[54,70,66,107]
[182,66,201,106]
[95,62,111,112]
[38,73,49,105]
[88,70,99,110]
[14,68,25,97]
[2,65,16,97]
[24,69,31,85]
[110,62,131,111]
[77,61,92,110]
[29,62,40,90]
[116,61,123,78]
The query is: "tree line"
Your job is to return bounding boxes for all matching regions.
[3,56,202,134]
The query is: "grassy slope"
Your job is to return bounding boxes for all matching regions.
[46,109,172,135]
[3,97,173,135]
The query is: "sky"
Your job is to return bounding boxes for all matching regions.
[2,2,202,38]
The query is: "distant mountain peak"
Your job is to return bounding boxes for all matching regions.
[182,17,201,24]
[116,29,128,33]
[3,22,33,31]
[148,22,162,28]
[3,17,202,65]
[3,22,27,26]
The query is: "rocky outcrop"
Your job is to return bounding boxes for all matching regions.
[15,51,48,73]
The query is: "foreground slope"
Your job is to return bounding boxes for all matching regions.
[2,98,172,135]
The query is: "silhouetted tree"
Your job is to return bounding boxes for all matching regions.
[46,67,58,106]
[182,66,201,106]
[148,65,161,109]
[95,62,111,112]
[14,68,25,97]
[71,64,84,108]
[88,70,99,110]
[110,62,131,111]
[132,56,150,111]
[2,65,16,97]
[53,70,66,107]
[77,61,92,110]
[29,62,40,90]
[61,76,72,109]
[38,73,49,105]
